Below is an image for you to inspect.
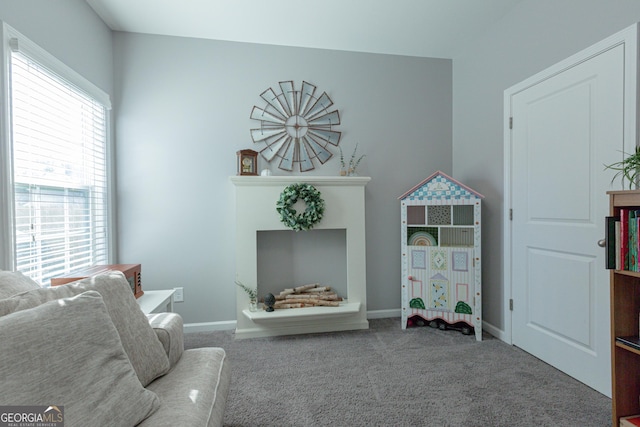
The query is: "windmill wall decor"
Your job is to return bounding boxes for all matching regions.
[250,80,341,172]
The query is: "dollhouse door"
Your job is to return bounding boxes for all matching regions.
[507,28,634,397]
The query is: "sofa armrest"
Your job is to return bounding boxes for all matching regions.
[147,312,184,368]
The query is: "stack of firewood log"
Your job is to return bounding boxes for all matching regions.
[272,283,342,309]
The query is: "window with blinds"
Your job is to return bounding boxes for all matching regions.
[9,40,110,286]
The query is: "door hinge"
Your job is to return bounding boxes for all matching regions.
[509,299,514,311]
[509,209,513,220]
[509,117,513,129]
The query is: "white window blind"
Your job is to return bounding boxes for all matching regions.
[9,42,110,286]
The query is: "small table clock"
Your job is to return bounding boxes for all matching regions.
[237,149,258,176]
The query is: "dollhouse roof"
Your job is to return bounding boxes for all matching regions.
[398,170,484,201]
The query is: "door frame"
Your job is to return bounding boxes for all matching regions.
[502,23,639,345]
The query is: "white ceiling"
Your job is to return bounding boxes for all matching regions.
[86,0,523,59]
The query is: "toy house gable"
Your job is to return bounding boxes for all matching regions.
[398,170,484,202]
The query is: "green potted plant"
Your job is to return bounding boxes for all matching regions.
[605,147,640,189]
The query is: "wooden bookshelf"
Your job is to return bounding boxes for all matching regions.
[608,190,640,426]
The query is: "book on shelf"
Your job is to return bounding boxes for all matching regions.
[621,208,629,270]
[616,220,621,270]
[607,216,617,270]
[616,336,640,351]
[631,210,638,271]
[610,209,640,271]
[633,209,640,271]
[601,209,640,271]
[621,414,640,427]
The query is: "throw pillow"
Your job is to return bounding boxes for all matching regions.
[0,291,160,426]
[0,270,40,299]
[0,271,170,386]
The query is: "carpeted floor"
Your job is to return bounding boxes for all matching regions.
[184,318,611,427]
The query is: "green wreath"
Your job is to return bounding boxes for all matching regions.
[276,183,325,231]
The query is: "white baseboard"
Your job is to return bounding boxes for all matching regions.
[183,312,507,342]
[482,321,506,342]
[367,308,401,319]
[183,309,401,333]
[184,320,236,333]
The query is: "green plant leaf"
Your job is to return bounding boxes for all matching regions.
[604,147,640,189]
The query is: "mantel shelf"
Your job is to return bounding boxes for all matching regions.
[230,175,370,187]
[242,302,361,323]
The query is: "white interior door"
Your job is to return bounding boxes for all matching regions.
[507,34,633,396]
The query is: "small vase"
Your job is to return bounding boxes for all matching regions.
[347,168,358,177]
[249,299,258,312]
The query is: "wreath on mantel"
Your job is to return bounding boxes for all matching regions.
[276,183,325,231]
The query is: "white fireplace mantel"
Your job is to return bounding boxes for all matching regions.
[230,175,371,187]
[230,175,370,339]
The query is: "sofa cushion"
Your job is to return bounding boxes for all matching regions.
[0,271,170,386]
[0,291,160,426]
[0,270,40,299]
[147,312,185,368]
[138,348,231,427]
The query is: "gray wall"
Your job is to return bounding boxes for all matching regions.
[452,0,640,335]
[113,33,452,324]
[6,0,640,335]
[15,0,630,335]
[0,0,112,97]
[0,0,113,269]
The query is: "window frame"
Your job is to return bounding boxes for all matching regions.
[0,23,115,277]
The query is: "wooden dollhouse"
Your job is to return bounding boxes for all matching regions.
[399,171,484,341]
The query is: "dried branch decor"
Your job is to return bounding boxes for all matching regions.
[339,144,365,176]
[235,281,257,301]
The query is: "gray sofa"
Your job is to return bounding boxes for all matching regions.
[0,270,230,427]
